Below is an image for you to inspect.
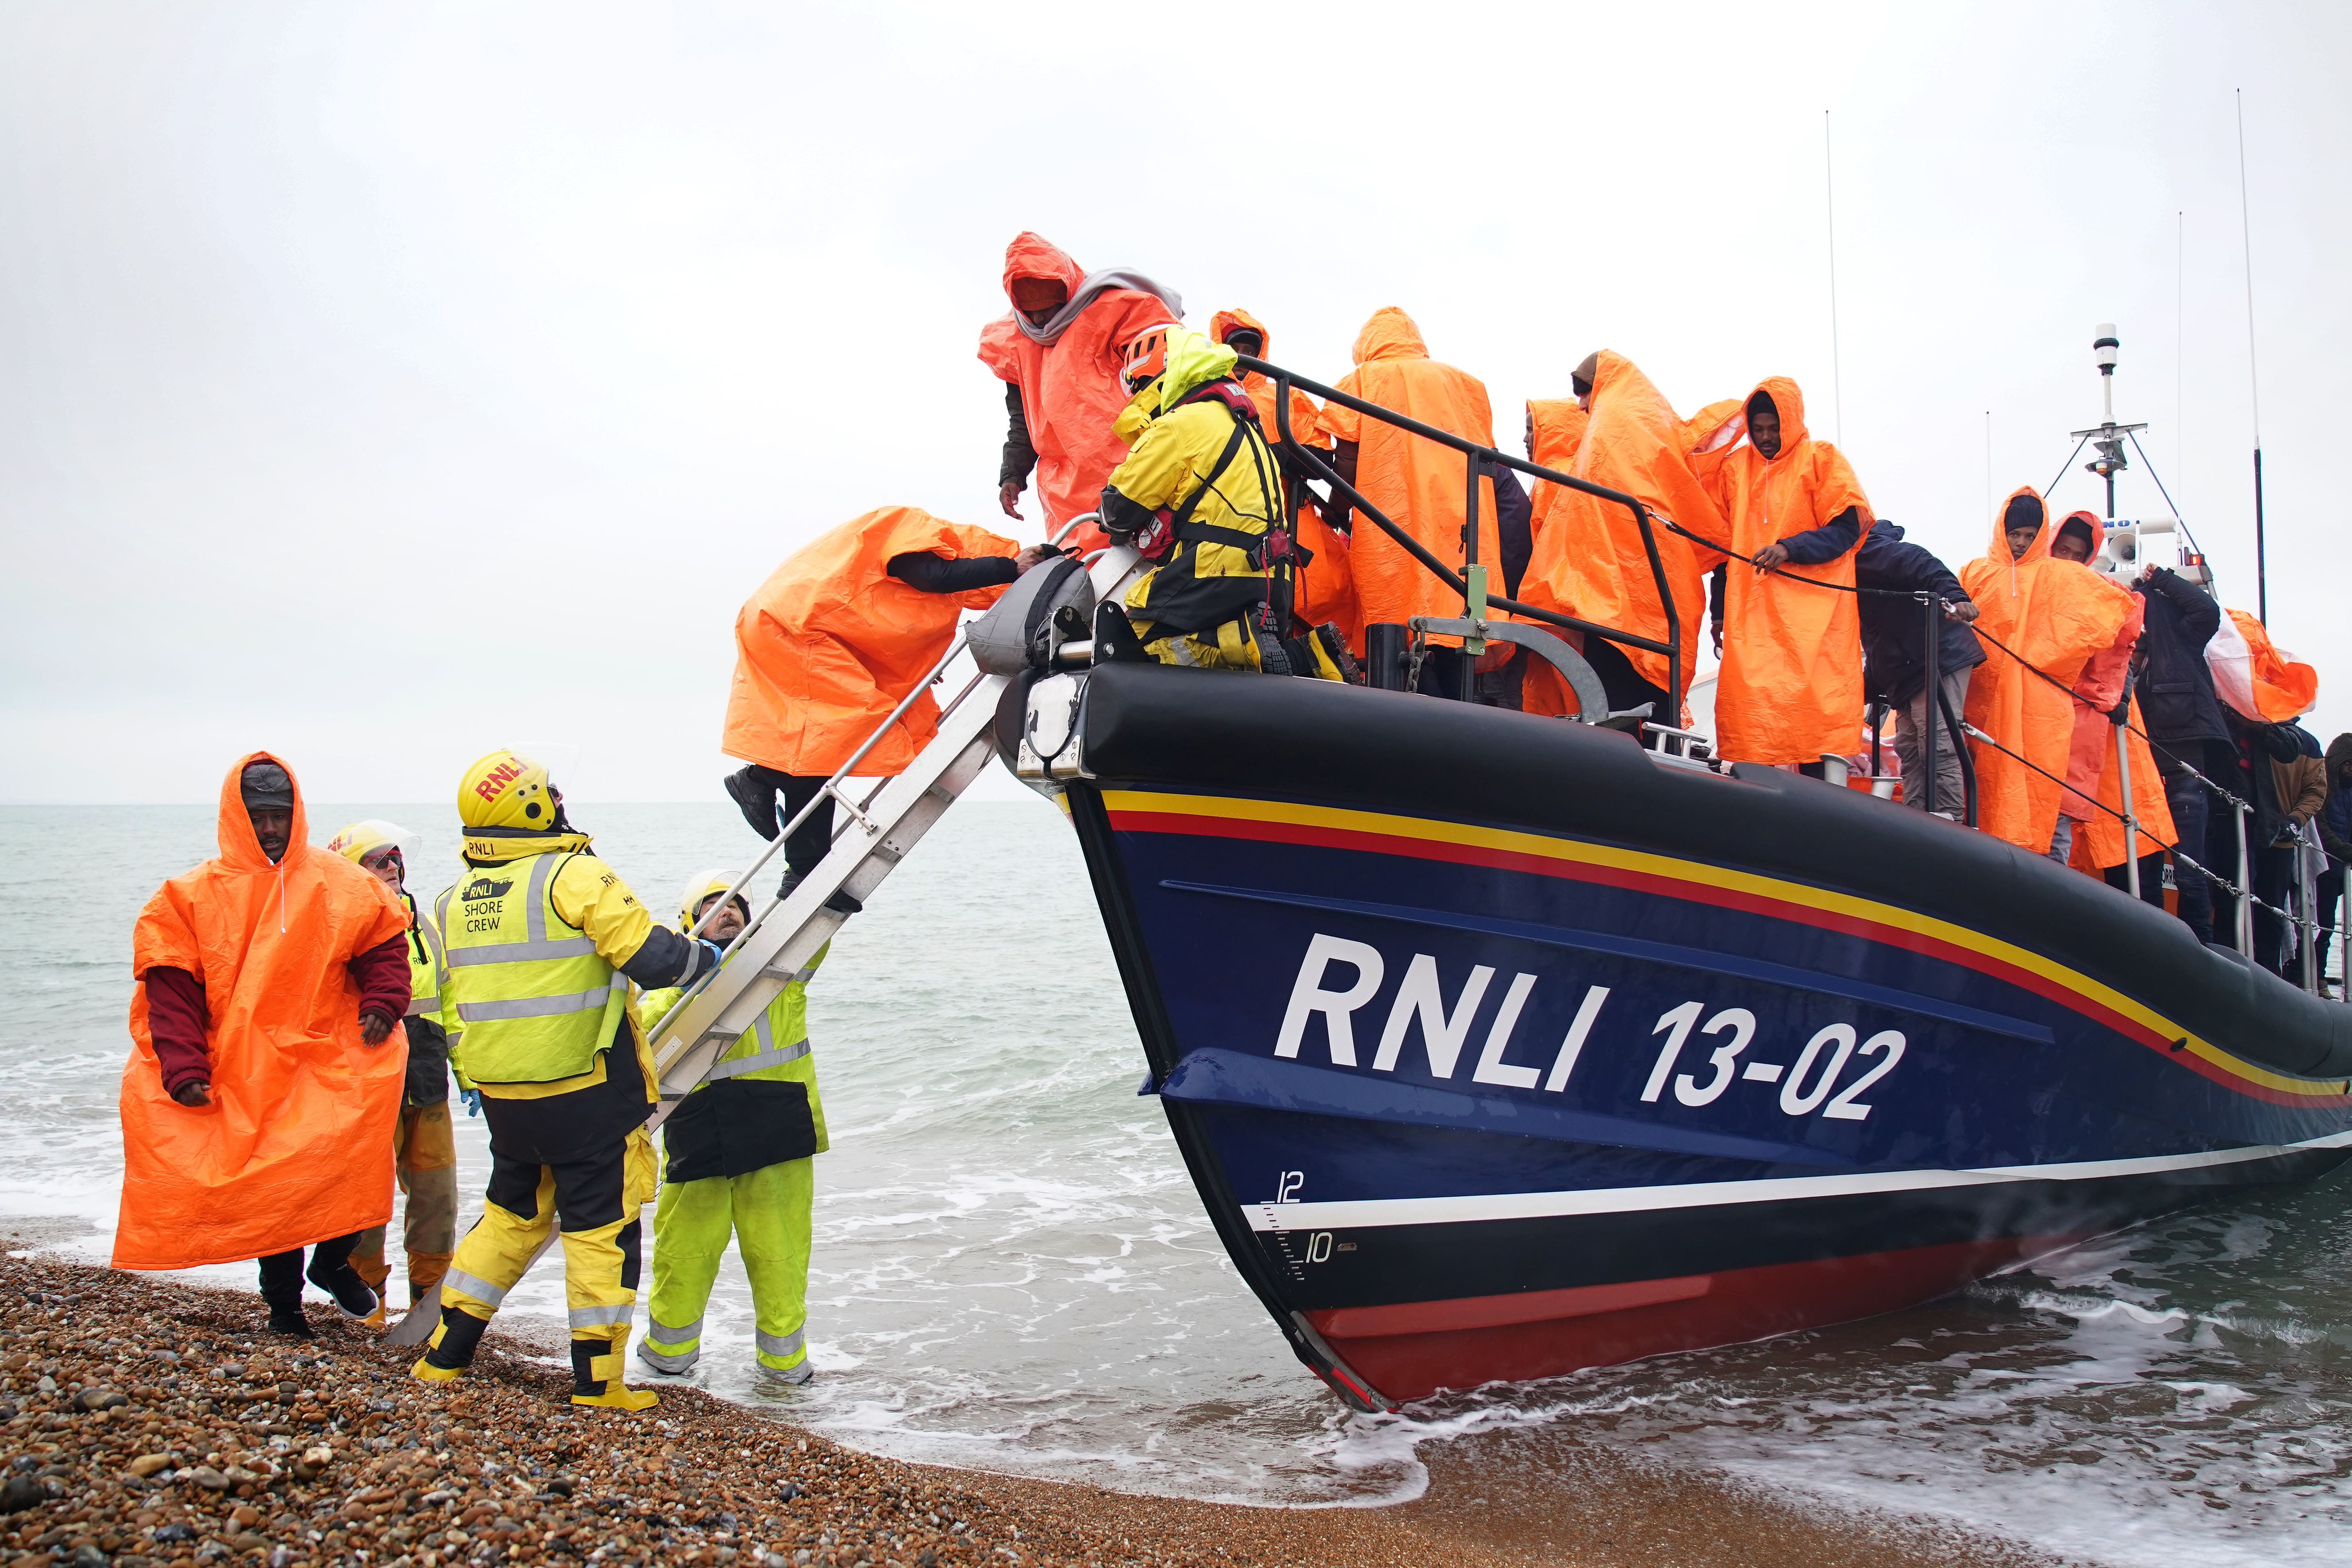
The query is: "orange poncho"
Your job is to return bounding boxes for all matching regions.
[116,754,411,1270]
[1960,489,2139,852]
[1702,378,1872,765]
[1315,309,1500,640]
[1212,308,1359,645]
[2053,521,2178,868]
[722,506,1017,778]
[977,233,1177,534]
[1519,355,1720,716]
[2209,606,2320,722]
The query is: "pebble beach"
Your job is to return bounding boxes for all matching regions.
[0,1245,2074,1568]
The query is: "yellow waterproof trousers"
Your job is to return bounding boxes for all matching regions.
[439,1124,657,1367]
[639,1157,814,1379]
[352,1100,458,1309]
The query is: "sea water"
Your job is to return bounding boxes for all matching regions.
[4,800,2348,1565]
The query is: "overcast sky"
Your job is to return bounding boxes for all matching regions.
[4,1,2345,805]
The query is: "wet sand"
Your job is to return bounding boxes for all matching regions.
[0,1239,2059,1568]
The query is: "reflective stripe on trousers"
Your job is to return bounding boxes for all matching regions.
[442,1268,510,1309]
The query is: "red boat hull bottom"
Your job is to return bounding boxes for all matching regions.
[1307,1235,2084,1404]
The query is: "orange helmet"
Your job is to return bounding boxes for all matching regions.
[1121,325,1177,395]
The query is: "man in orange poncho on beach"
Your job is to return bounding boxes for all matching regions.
[1210,308,1360,650]
[1961,491,2139,855]
[1701,378,1872,769]
[1519,353,1720,725]
[117,754,413,1337]
[979,232,1182,548]
[1316,308,1500,691]
[721,507,1039,897]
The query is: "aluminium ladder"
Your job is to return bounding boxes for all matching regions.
[386,535,1136,1345]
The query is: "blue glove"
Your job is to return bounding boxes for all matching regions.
[698,939,727,976]
[460,1088,482,1118]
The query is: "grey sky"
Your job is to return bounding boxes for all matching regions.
[4,1,2343,804]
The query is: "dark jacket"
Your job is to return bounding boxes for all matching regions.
[1852,521,1985,706]
[2322,732,2352,867]
[2132,567,2226,746]
[2227,710,2323,847]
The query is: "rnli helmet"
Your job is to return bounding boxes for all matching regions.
[458,749,556,831]
[676,868,750,931]
[326,818,414,881]
[1121,324,1177,396]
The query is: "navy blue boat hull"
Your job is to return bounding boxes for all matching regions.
[1051,665,2352,1407]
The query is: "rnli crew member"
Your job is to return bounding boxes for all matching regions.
[980,232,1184,548]
[635,872,829,1383]
[412,750,727,1412]
[721,509,1042,896]
[1098,325,1341,678]
[115,755,411,1337]
[328,820,459,1324]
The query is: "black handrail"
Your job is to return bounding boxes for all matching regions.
[1241,355,1683,709]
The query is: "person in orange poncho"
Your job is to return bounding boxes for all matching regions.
[117,754,413,1337]
[1700,379,1872,767]
[721,507,1037,893]
[1961,490,2139,854]
[1316,308,1503,693]
[2049,514,2178,903]
[1209,309,1361,652]
[979,233,1182,545]
[1519,354,1722,725]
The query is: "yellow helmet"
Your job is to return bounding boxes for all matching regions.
[458,749,556,831]
[325,818,412,873]
[676,868,748,930]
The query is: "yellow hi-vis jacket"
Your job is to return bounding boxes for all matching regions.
[634,940,829,1155]
[436,832,660,1093]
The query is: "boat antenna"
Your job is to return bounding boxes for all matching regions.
[2175,210,2185,515]
[1824,109,1844,446]
[1984,411,1992,521]
[2236,89,2267,622]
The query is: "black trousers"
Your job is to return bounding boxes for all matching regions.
[257,1232,361,1306]
[1580,636,1669,746]
[740,766,837,876]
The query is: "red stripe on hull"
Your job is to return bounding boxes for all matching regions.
[1309,1235,2083,1403]
[1109,808,2341,1109]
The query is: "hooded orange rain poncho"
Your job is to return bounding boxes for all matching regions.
[1700,378,1873,765]
[977,233,1179,534]
[1960,489,2140,853]
[2209,606,2320,721]
[1519,356,1720,717]
[2052,513,2178,869]
[1211,308,1359,645]
[1315,309,1500,640]
[116,753,411,1270]
[722,506,1018,778]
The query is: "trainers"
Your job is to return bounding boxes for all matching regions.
[266,1304,316,1340]
[778,868,861,915]
[723,767,782,841]
[306,1259,380,1320]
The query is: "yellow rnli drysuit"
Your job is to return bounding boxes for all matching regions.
[634,874,829,1382]
[1104,330,1339,678]
[414,751,725,1412]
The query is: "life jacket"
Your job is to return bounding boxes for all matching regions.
[401,889,448,1023]
[635,943,830,1183]
[437,846,631,1086]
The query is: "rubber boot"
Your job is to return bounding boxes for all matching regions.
[570,1334,657,1412]
[406,1251,453,1313]
[412,1305,490,1384]
[352,1254,392,1329]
